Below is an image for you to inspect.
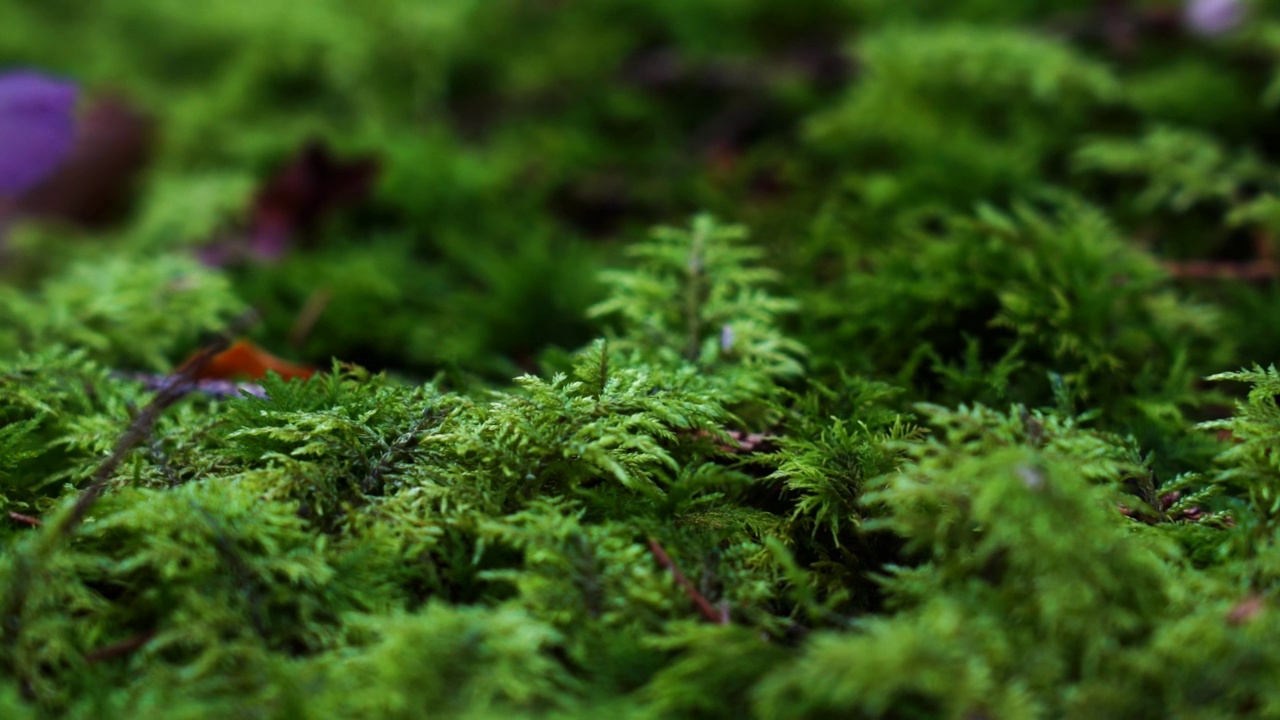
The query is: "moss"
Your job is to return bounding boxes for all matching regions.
[5,1,1280,717]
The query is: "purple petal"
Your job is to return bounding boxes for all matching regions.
[1185,0,1245,37]
[0,70,79,195]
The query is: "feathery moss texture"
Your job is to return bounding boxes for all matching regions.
[7,1,1280,717]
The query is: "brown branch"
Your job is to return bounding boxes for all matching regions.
[6,512,41,527]
[289,286,332,349]
[1162,232,1279,281]
[1165,259,1278,281]
[84,631,155,664]
[647,537,729,624]
[1,311,257,691]
[53,311,258,540]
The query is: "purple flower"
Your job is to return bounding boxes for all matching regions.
[1184,0,1246,37]
[0,70,78,196]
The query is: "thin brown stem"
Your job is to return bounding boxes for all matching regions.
[53,311,257,540]
[1164,259,1277,281]
[1,311,257,691]
[647,537,729,624]
[6,512,41,527]
[290,286,333,350]
[84,631,155,664]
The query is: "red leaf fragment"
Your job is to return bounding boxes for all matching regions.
[178,339,315,382]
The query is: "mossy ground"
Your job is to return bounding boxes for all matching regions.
[4,2,1280,717]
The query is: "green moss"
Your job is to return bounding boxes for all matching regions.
[6,2,1280,717]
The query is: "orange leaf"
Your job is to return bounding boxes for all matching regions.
[179,339,315,382]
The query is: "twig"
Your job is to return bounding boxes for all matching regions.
[647,537,729,624]
[55,311,257,538]
[1164,259,1277,281]
[84,631,155,664]
[290,286,332,349]
[1,311,257,692]
[6,512,41,527]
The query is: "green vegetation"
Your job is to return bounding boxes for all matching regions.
[4,1,1280,716]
